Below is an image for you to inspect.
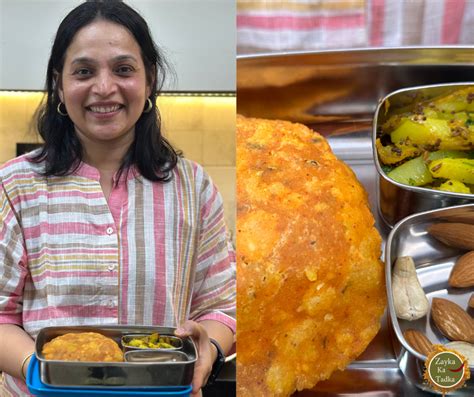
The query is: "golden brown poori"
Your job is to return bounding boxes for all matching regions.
[236,115,386,397]
[42,332,124,362]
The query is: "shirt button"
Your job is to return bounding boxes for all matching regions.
[108,300,116,308]
[107,264,116,271]
[106,227,114,235]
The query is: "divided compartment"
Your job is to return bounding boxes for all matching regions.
[385,204,474,395]
[124,350,189,363]
[372,82,474,228]
[121,333,183,353]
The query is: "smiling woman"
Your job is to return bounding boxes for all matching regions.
[0,2,236,396]
[56,19,153,197]
[60,20,150,142]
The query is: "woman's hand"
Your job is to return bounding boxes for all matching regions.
[175,320,216,396]
[0,324,35,381]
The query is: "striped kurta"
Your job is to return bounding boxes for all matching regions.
[0,153,236,396]
[237,0,474,52]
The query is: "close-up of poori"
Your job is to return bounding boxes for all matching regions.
[236,115,386,397]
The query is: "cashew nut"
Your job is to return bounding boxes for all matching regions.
[392,256,429,321]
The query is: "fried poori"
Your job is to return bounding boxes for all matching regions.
[236,115,386,397]
[42,332,124,362]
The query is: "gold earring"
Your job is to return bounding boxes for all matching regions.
[143,98,153,113]
[57,102,68,116]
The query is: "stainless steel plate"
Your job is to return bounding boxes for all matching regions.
[35,325,197,388]
[237,47,474,133]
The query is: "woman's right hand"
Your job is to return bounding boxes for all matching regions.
[174,320,215,396]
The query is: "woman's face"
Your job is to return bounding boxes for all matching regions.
[58,19,151,149]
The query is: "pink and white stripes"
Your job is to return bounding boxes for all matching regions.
[237,0,474,52]
[0,153,235,396]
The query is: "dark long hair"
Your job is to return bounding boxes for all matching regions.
[31,0,178,182]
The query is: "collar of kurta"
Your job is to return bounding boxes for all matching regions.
[72,161,141,184]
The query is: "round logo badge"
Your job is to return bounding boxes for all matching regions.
[423,345,470,395]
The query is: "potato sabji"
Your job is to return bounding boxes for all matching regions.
[376,87,474,193]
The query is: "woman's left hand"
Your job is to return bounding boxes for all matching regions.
[175,320,216,396]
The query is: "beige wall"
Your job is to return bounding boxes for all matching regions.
[161,96,236,242]
[0,92,236,241]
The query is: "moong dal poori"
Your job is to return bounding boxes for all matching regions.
[237,115,386,397]
[41,332,124,362]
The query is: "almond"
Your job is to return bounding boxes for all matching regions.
[428,223,474,250]
[449,251,474,288]
[403,329,434,356]
[469,294,474,309]
[431,298,474,343]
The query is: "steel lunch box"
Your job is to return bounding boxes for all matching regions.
[35,325,197,388]
[27,355,193,397]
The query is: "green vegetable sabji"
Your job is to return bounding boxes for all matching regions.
[377,87,474,194]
